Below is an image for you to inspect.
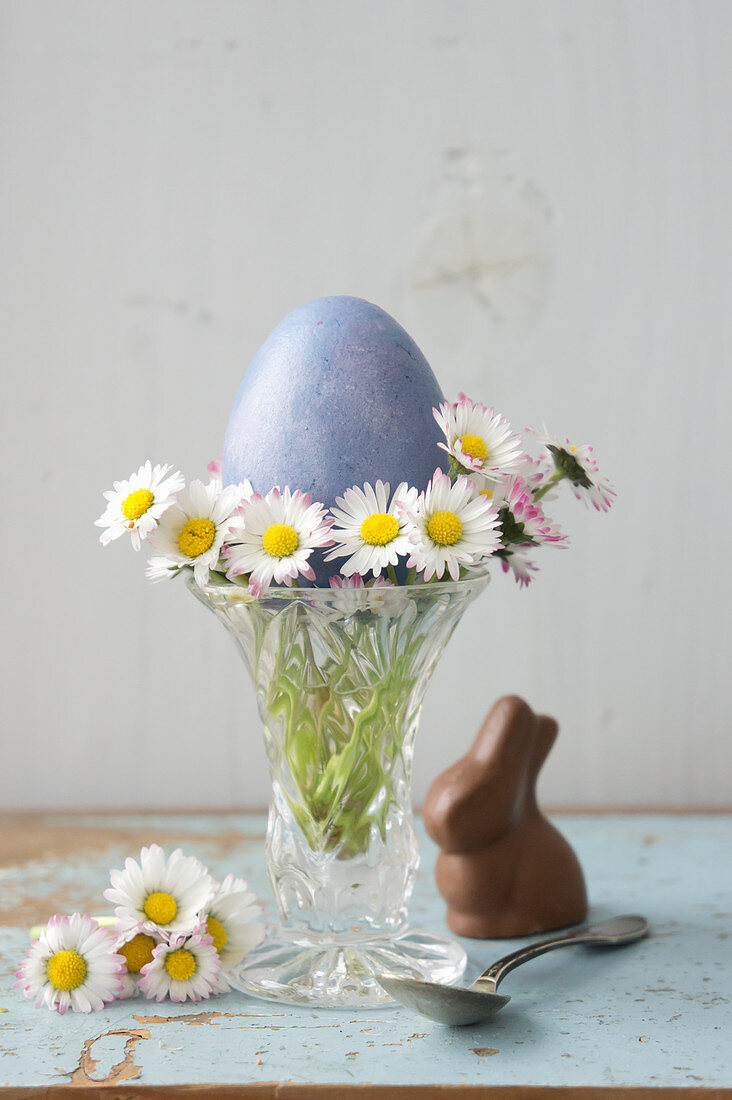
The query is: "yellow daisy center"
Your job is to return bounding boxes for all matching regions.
[119,933,157,974]
[143,891,178,925]
[206,916,228,954]
[427,510,463,546]
[479,488,494,500]
[262,522,299,558]
[46,949,87,991]
[121,488,154,521]
[570,444,578,453]
[177,517,216,558]
[165,948,197,982]
[360,512,400,547]
[460,433,488,461]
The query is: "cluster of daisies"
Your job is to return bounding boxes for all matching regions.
[95,395,614,594]
[15,844,263,1014]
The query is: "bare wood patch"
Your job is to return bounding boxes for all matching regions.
[68,1026,151,1085]
[133,1011,286,1026]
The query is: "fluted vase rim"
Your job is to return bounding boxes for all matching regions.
[188,567,491,604]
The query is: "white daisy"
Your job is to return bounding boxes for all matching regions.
[200,874,264,993]
[95,461,185,551]
[488,474,568,550]
[528,425,616,512]
[400,469,501,582]
[324,480,418,579]
[147,479,251,588]
[104,844,215,938]
[115,925,163,998]
[434,394,524,477]
[139,931,220,1003]
[14,913,125,1014]
[223,486,333,598]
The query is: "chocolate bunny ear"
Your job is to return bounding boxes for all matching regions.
[527,715,559,787]
[423,695,539,854]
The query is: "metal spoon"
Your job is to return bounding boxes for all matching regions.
[375,914,649,1026]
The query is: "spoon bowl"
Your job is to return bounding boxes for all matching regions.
[375,975,510,1026]
[375,914,649,1026]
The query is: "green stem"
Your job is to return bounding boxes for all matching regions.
[269,606,420,856]
[533,471,563,502]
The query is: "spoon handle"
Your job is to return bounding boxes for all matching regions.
[473,914,649,991]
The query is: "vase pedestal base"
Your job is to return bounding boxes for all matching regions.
[230,927,467,1009]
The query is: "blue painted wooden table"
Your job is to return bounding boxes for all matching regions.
[0,812,730,1097]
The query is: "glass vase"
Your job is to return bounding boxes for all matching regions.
[190,571,489,1007]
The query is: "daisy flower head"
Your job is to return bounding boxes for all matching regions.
[223,486,334,598]
[492,474,568,551]
[434,394,524,478]
[115,924,163,998]
[104,844,214,937]
[139,931,220,1003]
[95,461,185,551]
[324,480,418,578]
[15,914,125,1014]
[528,425,616,512]
[201,874,264,992]
[147,478,250,588]
[401,469,501,582]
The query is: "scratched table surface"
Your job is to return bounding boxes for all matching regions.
[0,812,730,1098]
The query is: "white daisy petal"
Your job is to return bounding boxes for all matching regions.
[500,550,540,587]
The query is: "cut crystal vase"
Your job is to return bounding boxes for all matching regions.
[190,572,489,1007]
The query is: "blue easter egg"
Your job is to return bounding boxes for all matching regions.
[222,295,447,585]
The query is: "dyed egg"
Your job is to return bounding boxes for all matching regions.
[222,295,447,585]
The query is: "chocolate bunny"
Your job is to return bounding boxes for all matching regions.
[423,695,588,938]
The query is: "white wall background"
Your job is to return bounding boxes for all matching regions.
[1,0,730,811]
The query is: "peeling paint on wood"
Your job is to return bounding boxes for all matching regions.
[69,1027,151,1085]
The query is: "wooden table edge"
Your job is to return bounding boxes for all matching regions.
[1,1086,731,1098]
